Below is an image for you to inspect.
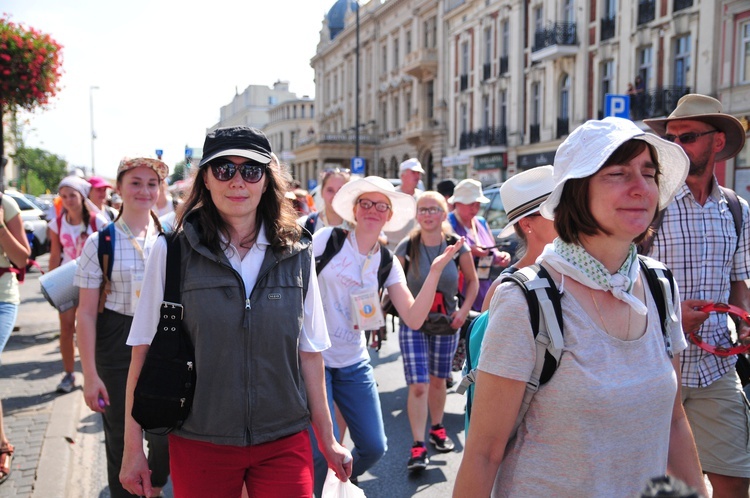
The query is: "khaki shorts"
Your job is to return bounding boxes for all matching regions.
[682,369,750,477]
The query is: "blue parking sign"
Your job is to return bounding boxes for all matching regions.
[351,157,365,175]
[605,94,630,119]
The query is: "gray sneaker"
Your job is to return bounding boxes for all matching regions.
[56,372,75,393]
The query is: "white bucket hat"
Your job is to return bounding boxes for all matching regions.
[448,179,490,205]
[332,176,416,231]
[498,165,555,238]
[539,117,689,219]
[399,158,425,174]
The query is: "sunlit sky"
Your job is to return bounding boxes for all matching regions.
[5,0,334,180]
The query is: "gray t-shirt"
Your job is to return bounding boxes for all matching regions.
[479,270,687,497]
[394,236,469,315]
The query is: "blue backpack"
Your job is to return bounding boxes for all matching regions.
[457,256,678,440]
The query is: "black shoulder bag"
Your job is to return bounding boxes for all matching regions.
[132,233,196,434]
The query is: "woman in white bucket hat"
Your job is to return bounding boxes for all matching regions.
[309,176,462,494]
[480,166,558,311]
[447,179,511,311]
[455,117,707,497]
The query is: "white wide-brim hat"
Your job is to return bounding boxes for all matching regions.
[539,117,689,219]
[332,176,416,231]
[448,179,490,205]
[498,165,555,238]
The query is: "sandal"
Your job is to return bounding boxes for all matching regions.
[0,442,13,485]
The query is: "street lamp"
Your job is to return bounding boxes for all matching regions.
[89,86,99,175]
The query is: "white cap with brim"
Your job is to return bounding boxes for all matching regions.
[498,165,555,238]
[448,179,490,205]
[539,117,689,219]
[332,176,416,231]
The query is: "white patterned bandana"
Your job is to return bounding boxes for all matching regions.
[540,239,647,315]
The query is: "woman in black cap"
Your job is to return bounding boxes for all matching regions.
[120,127,351,498]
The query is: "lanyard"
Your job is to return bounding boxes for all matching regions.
[348,231,380,285]
[116,219,150,262]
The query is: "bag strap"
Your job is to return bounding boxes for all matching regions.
[638,255,677,358]
[97,222,116,313]
[163,232,182,304]
[315,227,347,275]
[376,244,393,292]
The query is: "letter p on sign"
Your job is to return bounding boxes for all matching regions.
[605,94,630,119]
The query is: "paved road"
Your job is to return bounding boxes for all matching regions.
[0,253,467,497]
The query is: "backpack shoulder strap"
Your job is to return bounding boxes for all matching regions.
[163,232,182,303]
[314,227,348,275]
[377,244,393,291]
[637,208,667,256]
[638,255,677,358]
[401,238,412,276]
[304,212,319,235]
[720,186,743,249]
[300,231,312,301]
[97,222,116,313]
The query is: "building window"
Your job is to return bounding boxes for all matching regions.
[531,82,541,126]
[500,89,507,128]
[394,95,400,130]
[560,74,570,120]
[674,34,691,88]
[406,31,412,54]
[638,46,652,89]
[406,91,412,122]
[484,27,492,65]
[741,22,750,83]
[393,37,399,69]
[460,103,468,136]
[482,94,490,130]
[500,20,509,75]
[461,41,469,75]
[382,44,387,74]
[563,0,574,23]
[601,60,614,113]
[427,81,434,119]
[424,17,437,48]
[534,6,543,34]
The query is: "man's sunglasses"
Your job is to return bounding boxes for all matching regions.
[209,161,267,183]
[663,130,718,144]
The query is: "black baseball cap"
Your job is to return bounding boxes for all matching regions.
[198,126,273,167]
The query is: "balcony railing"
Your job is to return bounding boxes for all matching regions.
[556,118,569,138]
[630,86,691,120]
[673,0,693,11]
[638,0,655,25]
[533,22,576,52]
[483,63,491,81]
[601,16,615,41]
[529,124,540,144]
[460,74,469,91]
[499,55,509,75]
[459,126,508,150]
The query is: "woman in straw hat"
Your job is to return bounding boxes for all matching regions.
[75,158,171,498]
[395,191,478,471]
[309,176,462,494]
[454,117,707,497]
[48,175,109,394]
[481,166,558,311]
[447,179,510,311]
[120,128,351,498]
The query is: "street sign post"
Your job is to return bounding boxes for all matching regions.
[155,149,163,160]
[605,94,630,119]
[351,156,365,175]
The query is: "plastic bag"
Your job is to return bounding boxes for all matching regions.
[321,468,366,498]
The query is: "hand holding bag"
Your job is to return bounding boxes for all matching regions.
[131,233,196,434]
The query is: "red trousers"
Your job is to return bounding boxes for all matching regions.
[168,430,313,498]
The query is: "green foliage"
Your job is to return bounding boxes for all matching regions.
[12,146,67,194]
[169,161,186,184]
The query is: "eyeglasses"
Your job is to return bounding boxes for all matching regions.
[210,161,266,183]
[357,198,391,213]
[663,130,718,144]
[417,206,444,215]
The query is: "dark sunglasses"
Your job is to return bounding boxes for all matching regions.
[209,161,266,183]
[663,130,718,144]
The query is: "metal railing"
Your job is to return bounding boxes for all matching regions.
[459,126,508,150]
[674,0,693,12]
[601,16,616,41]
[630,86,690,120]
[638,0,655,25]
[533,22,577,52]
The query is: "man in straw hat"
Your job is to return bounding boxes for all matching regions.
[645,94,750,497]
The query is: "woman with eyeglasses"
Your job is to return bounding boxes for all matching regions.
[309,177,462,495]
[394,191,478,472]
[75,158,170,498]
[120,127,351,498]
[300,168,352,234]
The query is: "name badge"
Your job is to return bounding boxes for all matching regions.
[476,255,493,280]
[130,269,143,314]
[350,287,385,330]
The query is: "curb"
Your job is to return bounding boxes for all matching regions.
[32,389,82,498]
